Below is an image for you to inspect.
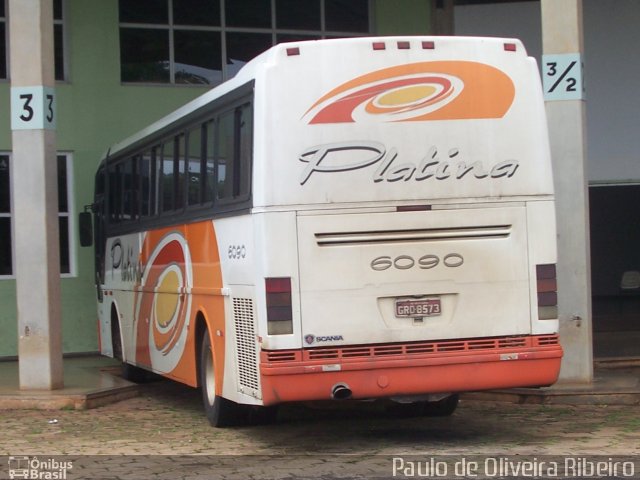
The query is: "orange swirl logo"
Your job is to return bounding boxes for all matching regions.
[134,231,192,373]
[305,61,515,124]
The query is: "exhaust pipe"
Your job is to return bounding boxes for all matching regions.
[331,383,352,400]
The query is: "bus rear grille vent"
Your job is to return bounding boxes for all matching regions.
[263,351,297,362]
[233,297,261,399]
[308,349,339,360]
[342,347,376,358]
[468,339,499,350]
[497,337,527,348]
[436,341,466,352]
[405,344,436,354]
[535,334,560,346]
[315,225,511,247]
[262,335,559,364]
[299,335,538,361]
[373,345,405,356]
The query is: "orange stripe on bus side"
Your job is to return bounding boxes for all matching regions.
[133,221,225,390]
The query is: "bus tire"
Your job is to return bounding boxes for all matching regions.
[111,305,123,361]
[111,306,150,383]
[422,394,459,417]
[200,330,247,427]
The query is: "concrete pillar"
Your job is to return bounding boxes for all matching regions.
[541,0,593,383]
[9,0,63,389]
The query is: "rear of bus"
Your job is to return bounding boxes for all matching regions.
[241,37,561,407]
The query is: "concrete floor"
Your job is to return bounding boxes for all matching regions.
[0,354,639,410]
[465,365,640,405]
[0,356,139,409]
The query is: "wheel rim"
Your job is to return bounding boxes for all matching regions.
[204,342,216,405]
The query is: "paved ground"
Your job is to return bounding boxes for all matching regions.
[1,378,639,478]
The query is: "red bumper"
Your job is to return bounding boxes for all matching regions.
[259,335,562,406]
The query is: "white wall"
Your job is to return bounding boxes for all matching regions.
[455,0,640,184]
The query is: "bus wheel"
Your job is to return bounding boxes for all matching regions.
[111,308,150,383]
[200,331,247,427]
[422,394,459,417]
[111,306,123,360]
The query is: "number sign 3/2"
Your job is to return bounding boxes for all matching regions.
[542,53,584,101]
[10,86,57,130]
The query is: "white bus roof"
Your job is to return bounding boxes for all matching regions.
[102,36,528,162]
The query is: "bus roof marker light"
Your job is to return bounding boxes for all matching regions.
[397,41,410,50]
[422,41,435,50]
[286,47,300,56]
[372,42,386,51]
[504,43,517,52]
[397,205,432,212]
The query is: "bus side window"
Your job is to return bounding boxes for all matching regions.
[108,162,122,224]
[204,120,216,203]
[187,125,203,206]
[153,146,162,215]
[140,150,152,217]
[122,156,139,221]
[217,110,235,201]
[161,141,175,213]
[237,103,252,198]
[176,134,186,211]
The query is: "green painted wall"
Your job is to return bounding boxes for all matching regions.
[0,0,210,357]
[374,0,432,35]
[0,0,431,357]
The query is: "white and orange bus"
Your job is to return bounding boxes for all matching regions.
[80,36,562,426]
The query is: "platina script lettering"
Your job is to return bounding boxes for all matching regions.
[299,141,519,185]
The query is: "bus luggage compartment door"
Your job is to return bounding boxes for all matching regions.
[295,206,531,347]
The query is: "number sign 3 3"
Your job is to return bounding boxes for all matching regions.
[10,86,56,130]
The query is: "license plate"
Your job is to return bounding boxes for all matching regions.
[395,297,441,318]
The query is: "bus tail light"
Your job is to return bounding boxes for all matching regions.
[536,264,558,320]
[265,277,293,335]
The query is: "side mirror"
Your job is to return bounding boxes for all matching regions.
[79,211,93,247]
